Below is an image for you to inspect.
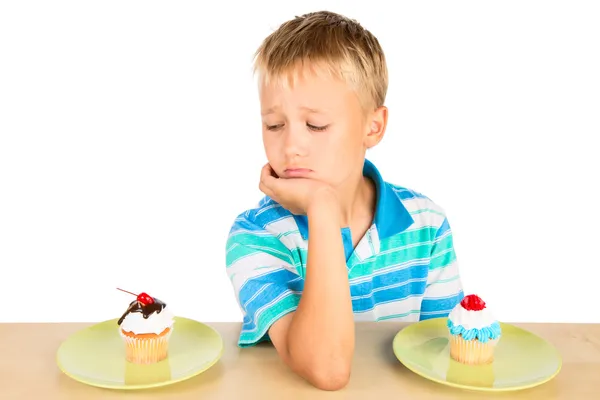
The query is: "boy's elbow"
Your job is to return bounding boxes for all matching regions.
[284,335,354,390]
[306,363,351,391]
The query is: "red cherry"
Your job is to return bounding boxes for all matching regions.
[137,292,154,305]
[460,294,486,311]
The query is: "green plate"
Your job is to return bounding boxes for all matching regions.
[56,316,223,390]
[393,318,561,392]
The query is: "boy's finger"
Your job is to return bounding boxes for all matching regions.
[260,163,274,182]
[259,181,272,197]
[259,164,277,197]
[259,179,278,200]
[261,163,281,187]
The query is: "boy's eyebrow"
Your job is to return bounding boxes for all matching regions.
[261,106,328,116]
[261,107,278,116]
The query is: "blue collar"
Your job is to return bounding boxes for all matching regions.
[292,159,414,240]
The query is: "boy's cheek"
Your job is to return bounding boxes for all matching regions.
[263,156,285,177]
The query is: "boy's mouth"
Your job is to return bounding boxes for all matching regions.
[283,168,313,178]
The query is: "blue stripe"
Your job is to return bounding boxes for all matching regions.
[351,280,427,313]
[392,188,427,200]
[231,200,293,235]
[243,277,304,312]
[259,196,273,207]
[435,218,450,239]
[419,312,451,321]
[421,291,464,313]
[341,228,353,261]
[239,269,303,331]
[230,217,265,234]
[349,264,428,297]
[239,269,300,304]
[253,207,292,231]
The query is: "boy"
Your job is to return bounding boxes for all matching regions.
[225,10,464,391]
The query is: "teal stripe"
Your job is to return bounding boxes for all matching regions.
[380,226,437,252]
[278,230,300,238]
[376,310,420,321]
[432,234,454,254]
[409,208,446,217]
[226,244,292,267]
[429,248,457,270]
[227,232,289,252]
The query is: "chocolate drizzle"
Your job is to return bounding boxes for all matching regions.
[117,297,167,325]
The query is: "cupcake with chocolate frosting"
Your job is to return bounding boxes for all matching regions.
[117,289,175,364]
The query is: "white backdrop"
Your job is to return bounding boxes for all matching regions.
[1,1,599,324]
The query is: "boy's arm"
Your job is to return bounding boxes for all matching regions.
[420,217,465,320]
[268,192,355,391]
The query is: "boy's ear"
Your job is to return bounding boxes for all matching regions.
[364,106,388,148]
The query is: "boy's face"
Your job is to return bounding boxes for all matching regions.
[259,67,387,189]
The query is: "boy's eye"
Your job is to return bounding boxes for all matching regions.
[266,124,283,131]
[265,123,328,132]
[307,123,328,132]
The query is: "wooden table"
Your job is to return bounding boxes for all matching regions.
[1,322,599,399]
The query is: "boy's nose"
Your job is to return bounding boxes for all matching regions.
[283,130,308,158]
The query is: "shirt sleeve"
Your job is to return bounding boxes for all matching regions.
[419,216,465,320]
[225,217,302,347]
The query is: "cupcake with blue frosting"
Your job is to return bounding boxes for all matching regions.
[447,294,501,365]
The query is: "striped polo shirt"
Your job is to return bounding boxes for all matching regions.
[225,159,464,347]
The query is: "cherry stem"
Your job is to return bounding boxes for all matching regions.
[116,288,138,297]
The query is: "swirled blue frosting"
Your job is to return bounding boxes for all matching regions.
[447,318,501,343]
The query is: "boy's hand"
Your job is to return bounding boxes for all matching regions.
[259,163,338,215]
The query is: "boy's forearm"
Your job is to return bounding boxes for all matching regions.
[285,191,355,388]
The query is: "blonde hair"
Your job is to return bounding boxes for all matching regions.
[253,11,388,112]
